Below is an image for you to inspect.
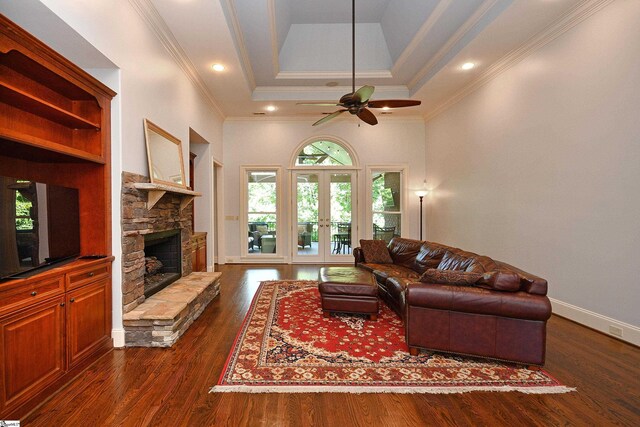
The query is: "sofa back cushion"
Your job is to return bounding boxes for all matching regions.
[387,237,423,269]
[437,250,498,273]
[414,242,448,273]
[359,239,393,264]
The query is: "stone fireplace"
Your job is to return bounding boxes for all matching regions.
[121,171,220,347]
[121,171,193,314]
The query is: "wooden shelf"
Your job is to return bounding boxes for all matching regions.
[0,129,105,164]
[133,183,202,211]
[0,81,100,129]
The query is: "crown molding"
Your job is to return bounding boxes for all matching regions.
[391,0,452,76]
[220,0,257,90]
[408,0,501,90]
[128,0,225,118]
[424,0,615,121]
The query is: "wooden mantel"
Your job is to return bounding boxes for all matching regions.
[133,183,202,211]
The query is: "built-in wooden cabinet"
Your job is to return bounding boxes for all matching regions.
[0,259,112,416]
[192,232,207,272]
[0,296,66,414]
[0,16,116,418]
[66,270,111,369]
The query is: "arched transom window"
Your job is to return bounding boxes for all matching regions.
[295,140,353,166]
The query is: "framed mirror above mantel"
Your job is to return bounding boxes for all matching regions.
[138,119,201,210]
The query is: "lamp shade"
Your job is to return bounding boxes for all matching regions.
[414,190,428,197]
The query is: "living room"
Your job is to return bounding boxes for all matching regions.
[0,0,638,424]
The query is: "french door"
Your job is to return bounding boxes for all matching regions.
[292,171,356,263]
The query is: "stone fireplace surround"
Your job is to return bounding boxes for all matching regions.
[121,171,193,314]
[121,172,220,347]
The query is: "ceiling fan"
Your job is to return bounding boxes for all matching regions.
[298,0,421,126]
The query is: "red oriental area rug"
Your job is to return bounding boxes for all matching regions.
[212,280,573,394]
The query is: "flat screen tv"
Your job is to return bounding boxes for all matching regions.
[0,176,80,280]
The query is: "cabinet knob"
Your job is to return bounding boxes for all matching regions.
[31,291,37,296]
[60,302,65,307]
[70,298,75,303]
[88,272,95,277]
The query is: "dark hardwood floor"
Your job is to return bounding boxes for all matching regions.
[24,264,640,426]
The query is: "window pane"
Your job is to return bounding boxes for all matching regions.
[372,172,401,212]
[296,173,318,255]
[373,213,401,243]
[330,173,353,255]
[247,170,277,255]
[248,171,276,213]
[296,140,353,166]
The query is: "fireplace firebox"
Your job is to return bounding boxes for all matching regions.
[143,230,182,298]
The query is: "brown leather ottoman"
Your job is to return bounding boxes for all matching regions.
[318,267,379,320]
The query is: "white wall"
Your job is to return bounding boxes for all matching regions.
[425,1,640,342]
[223,118,426,261]
[3,0,225,346]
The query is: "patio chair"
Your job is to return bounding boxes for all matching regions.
[298,222,313,249]
[373,224,395,244]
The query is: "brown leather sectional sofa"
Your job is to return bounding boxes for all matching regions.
[354,237,551,365]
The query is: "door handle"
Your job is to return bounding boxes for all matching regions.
[70,298,75,303]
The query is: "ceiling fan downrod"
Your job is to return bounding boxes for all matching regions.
[352,0,355,95]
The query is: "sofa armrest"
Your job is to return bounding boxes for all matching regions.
[353,247,365,265]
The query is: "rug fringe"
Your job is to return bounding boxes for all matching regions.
[210,385,576,394]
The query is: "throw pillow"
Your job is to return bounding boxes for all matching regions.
[419,268,483,286]
[359,239,393,264]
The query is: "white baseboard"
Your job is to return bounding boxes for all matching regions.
[550,298,640,346]
[111,328,125,348]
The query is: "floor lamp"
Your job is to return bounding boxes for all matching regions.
[415,190,428,240]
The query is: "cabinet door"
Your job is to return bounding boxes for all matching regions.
[0,297,65,414]
[67,279,111,368]
[196,242,207,272]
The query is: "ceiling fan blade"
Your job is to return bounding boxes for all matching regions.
[353,85,375,104]
[312,110,347,126]
[297,102,342,106]
[357,108,378,126]
[367,99,422,108]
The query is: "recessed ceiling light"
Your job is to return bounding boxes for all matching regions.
[461,62,475,70]
[382,106,390,111]
[211,63,225,72]
[265,105,277,112]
